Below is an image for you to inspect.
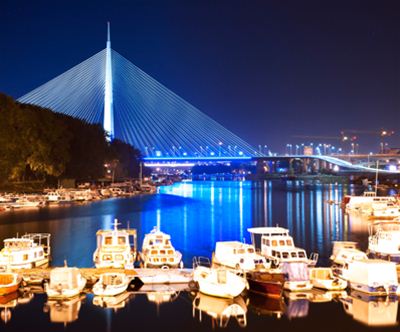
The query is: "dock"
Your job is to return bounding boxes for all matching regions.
[16,267,193,286]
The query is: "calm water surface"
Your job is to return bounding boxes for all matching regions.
[0,180,397,332]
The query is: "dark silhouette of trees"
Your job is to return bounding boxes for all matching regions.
[0,93,142,184]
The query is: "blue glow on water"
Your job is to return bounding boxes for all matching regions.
[0,180,370,268]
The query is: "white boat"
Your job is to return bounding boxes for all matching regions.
[344,191,397,213]
[192,293,247,328]
[368,202,400,219]
[92,273,130,297]
[339,259,397,295]
[281,262,313,292]
[341,292,398,327]
[0,233,51,269]
[309,267,347,291]
[213,241,270,272]
[368,221,400,262]
[93,219,137,269]
[45,191,61,204]
[45,266,86,300]
[135,268,193,285]
[192,257,248,299]
[247,227,318,267]
[140,228,182,268]
[330,241,368,267]
[10,196,43,209]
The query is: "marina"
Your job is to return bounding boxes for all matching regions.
[0,180,400,330]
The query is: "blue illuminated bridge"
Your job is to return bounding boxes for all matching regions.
[18,23,259,160]
[17,24,399,174]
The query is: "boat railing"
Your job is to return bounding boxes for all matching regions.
[192,256,211,269]
[22,233,51,256]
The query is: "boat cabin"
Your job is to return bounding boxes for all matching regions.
[0,233,51,269]
[141,228,182,268]
[213,241,269,271]
[247,227,312,265]
[93,219,137,269]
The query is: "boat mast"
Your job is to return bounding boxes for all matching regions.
[374,160,379,196]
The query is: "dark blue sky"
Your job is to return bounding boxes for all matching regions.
[1,0,400,152]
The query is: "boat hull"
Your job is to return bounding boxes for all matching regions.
[246,272,284,298]
[368,251,400,264]
[348,282,397,296]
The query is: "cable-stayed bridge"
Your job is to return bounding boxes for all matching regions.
[18,23,259,160]
[16,24,399,174]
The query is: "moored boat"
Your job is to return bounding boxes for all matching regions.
[192,257,248,299]
[0,273,21,296]
[247,227,318,267]
[93,219,137,269]
[45,266,86,300]
[309,267,347,291]
[140,228,182,268]
[368,220,400,262]
[246,270,285,298]
[92,272,130,297]
[0,233,51,269]
[339,259,397,295]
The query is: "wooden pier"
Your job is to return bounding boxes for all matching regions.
[16,267,193,286]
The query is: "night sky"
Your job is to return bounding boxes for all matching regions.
[1,0,400,152]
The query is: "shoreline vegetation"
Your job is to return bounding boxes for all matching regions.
[0,93,145,191]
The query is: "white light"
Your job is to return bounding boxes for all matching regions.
[333,165,339,172]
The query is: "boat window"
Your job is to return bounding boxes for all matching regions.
[286,240,293,246]
[115,254,123,261]
[282,252,289,258]
[169,258,173,262]
[291,252,297,258]
[272,240,277,247]
[151,250,158,255]
[167,250,174,255]
[118,237,126,245]
[166,240,170,245]
[161,257,167,262]
[103,254,112,261]
[279,240,285,246]
[276,252,281,258]
[247,248,254,253]
[160,250,166,255]
[23,254,28,261]
[298,251,305,258]
[105,237,112,245]
[266,240,270,246]
[237,249,245,254]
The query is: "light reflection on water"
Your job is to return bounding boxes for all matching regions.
[0,180,396,331]
[0,180,370,267]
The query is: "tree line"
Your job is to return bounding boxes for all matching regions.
[0,93,142,184]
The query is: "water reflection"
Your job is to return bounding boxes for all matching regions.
[44,296,83,324]
[341,292,398,327]
[192,292,247,328]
